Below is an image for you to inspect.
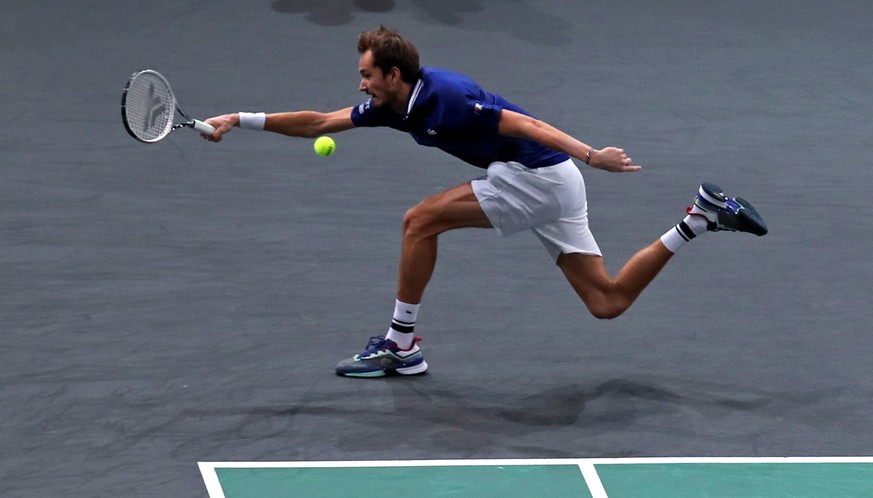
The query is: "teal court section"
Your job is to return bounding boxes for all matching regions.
[597,463,873,498]
[214,464,592,498]
[202,459,873,498]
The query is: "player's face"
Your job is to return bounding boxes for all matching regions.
[358,50,403,111]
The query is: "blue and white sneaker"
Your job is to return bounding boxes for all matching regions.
[688,182,768,236]
[335,336,428,378]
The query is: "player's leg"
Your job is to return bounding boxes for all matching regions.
[554,182,768,319]
[397,181,492,304]
[335,181,491,378]
[556,243,673,319]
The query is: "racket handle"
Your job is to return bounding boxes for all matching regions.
[192,120,215,135]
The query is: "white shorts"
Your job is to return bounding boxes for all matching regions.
[471,159,602,261]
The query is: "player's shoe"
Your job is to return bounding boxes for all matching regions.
[688,182,768,236]
[335,335,428,378]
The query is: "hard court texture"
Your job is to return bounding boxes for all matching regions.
[2,1,873,496]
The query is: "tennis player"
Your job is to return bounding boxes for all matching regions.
[203,26,767,377]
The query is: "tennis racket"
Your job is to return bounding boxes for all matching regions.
[121,69,215,143]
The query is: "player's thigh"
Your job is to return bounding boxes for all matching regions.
[408,182,493,233]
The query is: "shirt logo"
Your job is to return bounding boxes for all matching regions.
[474,102,483,114]
[427,128,437,136]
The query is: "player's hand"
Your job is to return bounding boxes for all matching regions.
[589,147,641,173]
[201,114,238,142]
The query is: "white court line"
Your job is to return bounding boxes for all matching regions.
[578,463,608,498]
[199,457,873,498]
[200,456,873,468]
[198,462,227,498]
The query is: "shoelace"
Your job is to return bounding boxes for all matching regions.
[362,335,395,354]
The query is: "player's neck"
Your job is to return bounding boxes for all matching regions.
[389,81,414,115]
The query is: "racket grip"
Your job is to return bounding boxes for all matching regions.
[193,120,215,135]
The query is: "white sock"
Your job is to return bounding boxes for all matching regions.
[660,215,708,253]
[385,299,419,350]
[684,214,709,235]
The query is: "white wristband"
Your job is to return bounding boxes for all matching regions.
[238,112,266,130]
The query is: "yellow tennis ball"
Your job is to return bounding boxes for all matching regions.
[314,136,335,157]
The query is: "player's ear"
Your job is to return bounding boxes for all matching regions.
[388,66,402,83]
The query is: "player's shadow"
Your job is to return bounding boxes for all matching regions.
[269,0,571,46]
[271,0,395,26]
[159,376,833,461]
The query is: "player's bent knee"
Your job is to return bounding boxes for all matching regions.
[402,204,436,240]
[589,307,623,320]
[582,296,628,320]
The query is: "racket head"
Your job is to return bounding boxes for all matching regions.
[121,69,177,143]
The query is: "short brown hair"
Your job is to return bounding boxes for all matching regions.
[357,25,422,83]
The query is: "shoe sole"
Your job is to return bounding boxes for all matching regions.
[337,359,428,378]
[698,182,727,209]
[397,360,428,375]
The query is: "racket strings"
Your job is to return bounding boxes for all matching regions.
[124,73,175,141]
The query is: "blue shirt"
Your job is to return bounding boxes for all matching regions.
[350,67,569,169]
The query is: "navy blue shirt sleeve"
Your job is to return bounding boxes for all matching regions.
[465,101,502,133]
[350,98,392,127]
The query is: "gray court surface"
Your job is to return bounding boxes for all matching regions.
[3,1,873,496]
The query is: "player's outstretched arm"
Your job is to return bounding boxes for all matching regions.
[203,107,355,142]
[498,109,641,173]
